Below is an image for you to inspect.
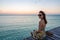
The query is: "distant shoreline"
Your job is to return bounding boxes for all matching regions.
[0,14,60,16]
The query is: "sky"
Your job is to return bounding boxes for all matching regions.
[0,0,60,14]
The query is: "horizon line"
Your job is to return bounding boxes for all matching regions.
[0,14,60,16]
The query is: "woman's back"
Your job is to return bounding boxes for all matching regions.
[39,19,46,31]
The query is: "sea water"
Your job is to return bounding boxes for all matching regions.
[0,14,60,40]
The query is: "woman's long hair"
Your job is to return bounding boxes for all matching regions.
[39,11,47,24]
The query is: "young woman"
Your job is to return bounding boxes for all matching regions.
[38,11,47,32]
[31,11,47,40]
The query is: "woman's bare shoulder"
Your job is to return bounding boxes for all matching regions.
[41,20,45,24]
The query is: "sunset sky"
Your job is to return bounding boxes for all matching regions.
[0,0,60,14]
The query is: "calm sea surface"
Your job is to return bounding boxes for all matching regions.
[0,14,60,40]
